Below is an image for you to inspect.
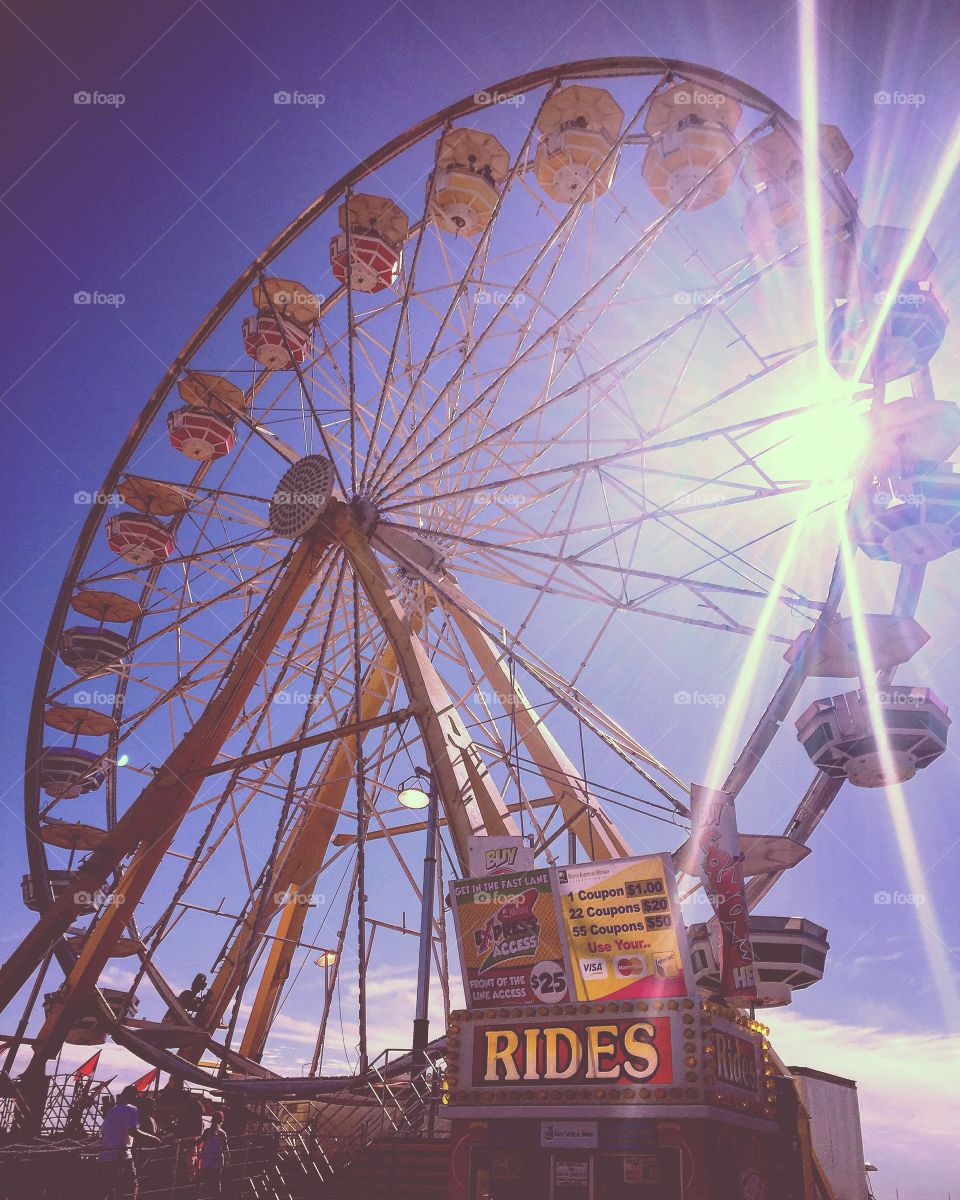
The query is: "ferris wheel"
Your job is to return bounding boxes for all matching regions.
[5,57,957,1100]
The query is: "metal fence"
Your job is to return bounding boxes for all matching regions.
[0,1132,301,1200]
[0,1051,449,1199]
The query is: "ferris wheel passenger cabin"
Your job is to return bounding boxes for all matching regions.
[642,81,741,210]
[329,193,409,292]
[430,128,510,236]
[534,84,624,204]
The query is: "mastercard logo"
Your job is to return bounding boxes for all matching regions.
[616,956,648,978]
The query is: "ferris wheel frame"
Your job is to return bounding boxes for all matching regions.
[12,55,871,1099]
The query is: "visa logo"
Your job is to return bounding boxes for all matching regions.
[580,958,608,979]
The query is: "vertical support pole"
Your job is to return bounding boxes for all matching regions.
[412,775,440,1064]
[2,950,54,1074]
[353,574,368,1078]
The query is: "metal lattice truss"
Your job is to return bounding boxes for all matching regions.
[9,58,884,1097]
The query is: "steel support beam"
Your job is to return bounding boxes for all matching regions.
[336,505,518,867]
[238,888,304,1062]
[188,639,404,1062]
[202,708,414,776]
[3,529,329,1048]
[445,594,631,860]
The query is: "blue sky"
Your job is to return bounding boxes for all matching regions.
[1,1,959,1196]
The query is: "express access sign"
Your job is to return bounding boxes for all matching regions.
[450,869,571,1007]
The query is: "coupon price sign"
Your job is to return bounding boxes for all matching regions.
[555,854,694,1001]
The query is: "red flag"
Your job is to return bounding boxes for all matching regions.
[688,784,758,1001]
[71,1051,101,1080]
[132,1069,158,1092]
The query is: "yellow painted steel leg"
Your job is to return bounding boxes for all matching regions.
[238,887,305,1061]
[336,505,518,866]
[447,599,631,860]
[187,642,402,1061]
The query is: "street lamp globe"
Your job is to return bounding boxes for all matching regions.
[398,785,430,810]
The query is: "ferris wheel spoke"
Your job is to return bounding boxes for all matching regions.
[430,532,801,641]
[373,111,772,503]
[44,561,280,714]
[366,84,564,487]
[647,494,841,609]
[378,378,831,528]
[371,215,620,500]
[255,273,349,479]
[76,530,282,591]
[369,163,627,493]
[377,249,793,510]
[429,580,687,808]
[359,142,446,493]
[430,232,592,512]
[125,552,356,1004]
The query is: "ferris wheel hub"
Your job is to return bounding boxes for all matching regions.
[350,495,380,534]
[269,455,336,538]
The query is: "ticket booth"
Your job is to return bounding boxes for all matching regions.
[453,1115,749,1200]
[455,1117,685,1200]
[446,999,783,1200]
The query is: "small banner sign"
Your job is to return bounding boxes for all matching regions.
[687,785,758,1000]
[467,835,535,878]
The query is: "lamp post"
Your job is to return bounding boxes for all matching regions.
[397,768,439,1067]
[315,949,337,1001]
